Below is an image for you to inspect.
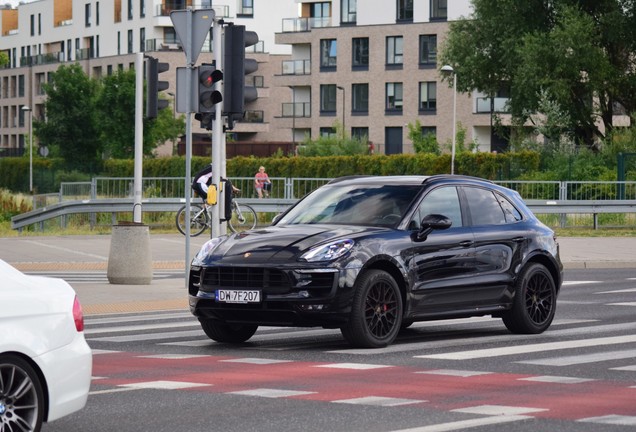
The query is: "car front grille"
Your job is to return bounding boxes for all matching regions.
[200,267,292,294]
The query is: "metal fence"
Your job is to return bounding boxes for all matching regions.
[52,177,636,202]
[21,177,636,231]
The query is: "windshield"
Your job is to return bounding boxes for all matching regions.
[277,184,421,227]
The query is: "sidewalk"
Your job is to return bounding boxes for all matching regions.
[1,235,634,316]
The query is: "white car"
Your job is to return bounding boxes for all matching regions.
[0,259,92,431]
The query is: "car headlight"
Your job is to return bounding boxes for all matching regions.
[193,237,223,264]
[301,239,354,262]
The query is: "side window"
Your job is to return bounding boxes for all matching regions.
[496,193,523,222]
[411,186,462,229]
[464,187,506,225]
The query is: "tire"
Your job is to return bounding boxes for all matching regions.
[199,319,258,343]
[0,354,45,432]
[228,204,257,233]
[502,263,557,334]
[176,204,208,237]
[341,270,403,348]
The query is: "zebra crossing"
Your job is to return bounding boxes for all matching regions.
[83,307,636,430]
[27,270,183,283]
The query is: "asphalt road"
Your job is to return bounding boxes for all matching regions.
[35,267,636,432]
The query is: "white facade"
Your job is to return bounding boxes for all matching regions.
[1,0,501,159]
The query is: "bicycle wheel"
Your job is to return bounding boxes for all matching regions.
[228,204,257,233]
[176,204,209,237]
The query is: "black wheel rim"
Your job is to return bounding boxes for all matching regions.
[0,363,39,431]
[525,271,554,325]
[364,281,399,339]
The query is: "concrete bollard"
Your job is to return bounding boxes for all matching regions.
[107,222,153,285]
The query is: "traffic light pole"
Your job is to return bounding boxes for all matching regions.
[210,20,223,239]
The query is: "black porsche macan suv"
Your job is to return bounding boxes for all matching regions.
[188,175,563,348]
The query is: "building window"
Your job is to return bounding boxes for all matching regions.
[397,0,413,21]
[352,37,369,69]
[422,126,436,139]
[238,0,254,17]
[85,4,91,27]
[419,35,437,65]
[341,0,356,23]
[386,36,403,66]
[352,84,369,113]
[128,0,133,20]
[30,14,35,36]
[320,39,337,68]
[37,14,41,35]
[140,0,145,18]
[117,32,121,55]
[320,84,337,113]
[140,28,145,52]
[96,2,100,25]
[419,82,437,111]
[18,75,25,97]
[386,82,403,111]
[431,0,447,20]
[352,127,369,141]
[127,30,133,54]
[320,127,337,137]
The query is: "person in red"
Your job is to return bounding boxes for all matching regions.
[254,166,271,198]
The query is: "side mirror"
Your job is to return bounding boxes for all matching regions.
[415,214,452,241]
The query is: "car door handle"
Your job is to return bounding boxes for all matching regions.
[512,237,525,243]
[459,240,474,247]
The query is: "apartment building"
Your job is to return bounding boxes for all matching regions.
[0,0,506,159]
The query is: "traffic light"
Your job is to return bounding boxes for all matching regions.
[194,112,214,130]
[146,56,170,119]
[224,25,259,129]
[197,64,223,114]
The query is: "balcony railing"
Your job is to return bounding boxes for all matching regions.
[282,102,311,118]
[155,3,229,17]
[243,110,264,123]
[146,38,184,52]
[20,52,64,67]
[282,17,332,32]
[282,59,310,75]
[475,97,510,114]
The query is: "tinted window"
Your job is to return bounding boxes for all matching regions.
[412,186,462,229]
[497,193,523,222]
[278,184,420,227]
[464,187,506,225]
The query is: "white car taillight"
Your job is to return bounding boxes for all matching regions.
[73,296,85,332]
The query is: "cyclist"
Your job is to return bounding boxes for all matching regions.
[191,164,240,202]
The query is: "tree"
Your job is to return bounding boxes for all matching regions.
[297,121,369,156]
[97,69,185,158]
[35,64,102,170]
[0,52,9,68]
[440,0,636,148]
[408,120,440,154]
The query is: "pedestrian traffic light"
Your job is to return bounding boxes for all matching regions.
[194,112,214,130]
[146,56,170,119]
[197,64,223,114]
[223,24,259,129]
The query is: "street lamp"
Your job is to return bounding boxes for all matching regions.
[336,85,345,138]
[21,105,33,194]
[441,65,457,175]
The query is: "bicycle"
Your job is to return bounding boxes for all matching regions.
[175,191,257,236]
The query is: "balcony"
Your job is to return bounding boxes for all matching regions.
[20,52,64,66]
[282,59,310,75]
[475,97,510,114]
[155,3,229,17]
[282,17,332,33]
[282,102,311,118]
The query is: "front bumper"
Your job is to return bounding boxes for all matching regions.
[188,265,358,327]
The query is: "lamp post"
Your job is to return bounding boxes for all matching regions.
[21,105,33,193]
[336,85,345,138]
[441,65,457,175]
[287,86,296,152]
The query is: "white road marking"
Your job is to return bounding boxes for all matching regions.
[578,415,636,426]
[220,358,292,365]
[518,349,636,366]
[388,416,532,432]
[228,388,315,398]
[415,369,493,377]
[332,396,425,407]
[452,405,548,416]
[416,335,636,360]
[315,363,392,370]
[119,380,211,390]
[518,375,595,384]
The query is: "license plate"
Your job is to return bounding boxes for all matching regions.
[216,289,261,304]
